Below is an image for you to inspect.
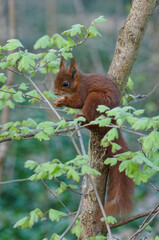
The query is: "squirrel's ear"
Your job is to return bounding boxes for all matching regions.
[59,57,66,70]
[68,58,77,78]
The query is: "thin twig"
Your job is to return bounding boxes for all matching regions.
[129,209,159,240]
[0,178,29,184]
[22,73,61,120]
[89,175,113,240]
[111,207,159,229]
[40,178,71,214]
[139,203,159,230]
[54,177,82,195]
[148,181,159,192]
[59,174,88,240]
[69,132,81,155]
[75,124,87,155]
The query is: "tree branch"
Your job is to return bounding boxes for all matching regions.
[111,206,159,229]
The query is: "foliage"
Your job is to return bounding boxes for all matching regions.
[0,14,158,240]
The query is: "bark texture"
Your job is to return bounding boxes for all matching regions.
[80,0,158,238]
[80,132,109,238]
[108,0,157,96]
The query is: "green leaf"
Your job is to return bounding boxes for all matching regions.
[67,168,80,182]
[52,33,67,49]
[29,212,38,226]
[21,126,32,135]
[145,225,152,233]
[111,142,121,153]
[22,118,37,127]
[13,217,30,229]
[61,52,73,60]
[126,77,134,91]
[104,157,118,166]
[81,165,101,176]
[18,53,35,72]
[49,209,66,222]
[92,16,106,24]
[106,128,119,142]
[71,224,82,238]
[12,91,25,103]
[0,73,7,83]
[19,83,28,90]
[3,39,24,51]
[70,24,85,36]
[88,25,101,37]
[133,109,145,116]
[50,233,67,240]
[24,160,38,170]
[35,131,50,141]
[132,117,149,130]
[0,61,9,69]
[34,35,51,49]
[43,49,57,62]
[142,131,159,154]
[101,216,117,224]
[6,100,15,109]
[6,52,22,65]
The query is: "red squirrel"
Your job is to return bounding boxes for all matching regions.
[54,57,135,219]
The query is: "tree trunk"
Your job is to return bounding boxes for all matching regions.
[80,0,158,238]
[0,0,16,187]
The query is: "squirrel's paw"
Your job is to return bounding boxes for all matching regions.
[54,97,65,107]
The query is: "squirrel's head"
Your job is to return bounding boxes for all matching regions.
[54,57,78,96]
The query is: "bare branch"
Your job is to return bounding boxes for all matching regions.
[59,175,88,240]
[40,178,71,214]
[0,178,29,184]
[89,175,113,240]
[111,205,159,230]
[148,181,159,192]
[22,73,61,120]
[129,205,159,240]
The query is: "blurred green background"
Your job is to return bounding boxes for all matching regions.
[0,0,159,239]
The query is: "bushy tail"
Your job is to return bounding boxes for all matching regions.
[104,162,135,218]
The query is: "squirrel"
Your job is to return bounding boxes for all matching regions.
[54,57,135,219]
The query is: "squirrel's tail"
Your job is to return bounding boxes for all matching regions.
[104,161,135,218]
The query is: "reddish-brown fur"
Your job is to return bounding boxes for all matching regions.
[54,57,135,219]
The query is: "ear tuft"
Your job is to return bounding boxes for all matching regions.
[68,58,77,78]
[59,57,66,70]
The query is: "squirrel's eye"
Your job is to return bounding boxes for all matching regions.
[63,81,69,87]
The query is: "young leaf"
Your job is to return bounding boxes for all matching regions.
[19,83,28,91]
[12,91,25,103]
[6,100,15,109]
[142,131,159,154]
[88,25,101,38]
[3,39,24,51]
[0,73,7,83]
[101,216,117,224]
[81,165,101,176]
[67,168,80,182]
[126,77,134,91]
[35,131,50,141]
[49,209,66,222]
[24,160,38,170]
[70,24,85,36]
[34,35,51,49]
[71,224,82,238]
[6,52,22,65]
[104,157,118,166]
[18,54,35,72]
[13,217,30,229]
[92,16,106,24]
